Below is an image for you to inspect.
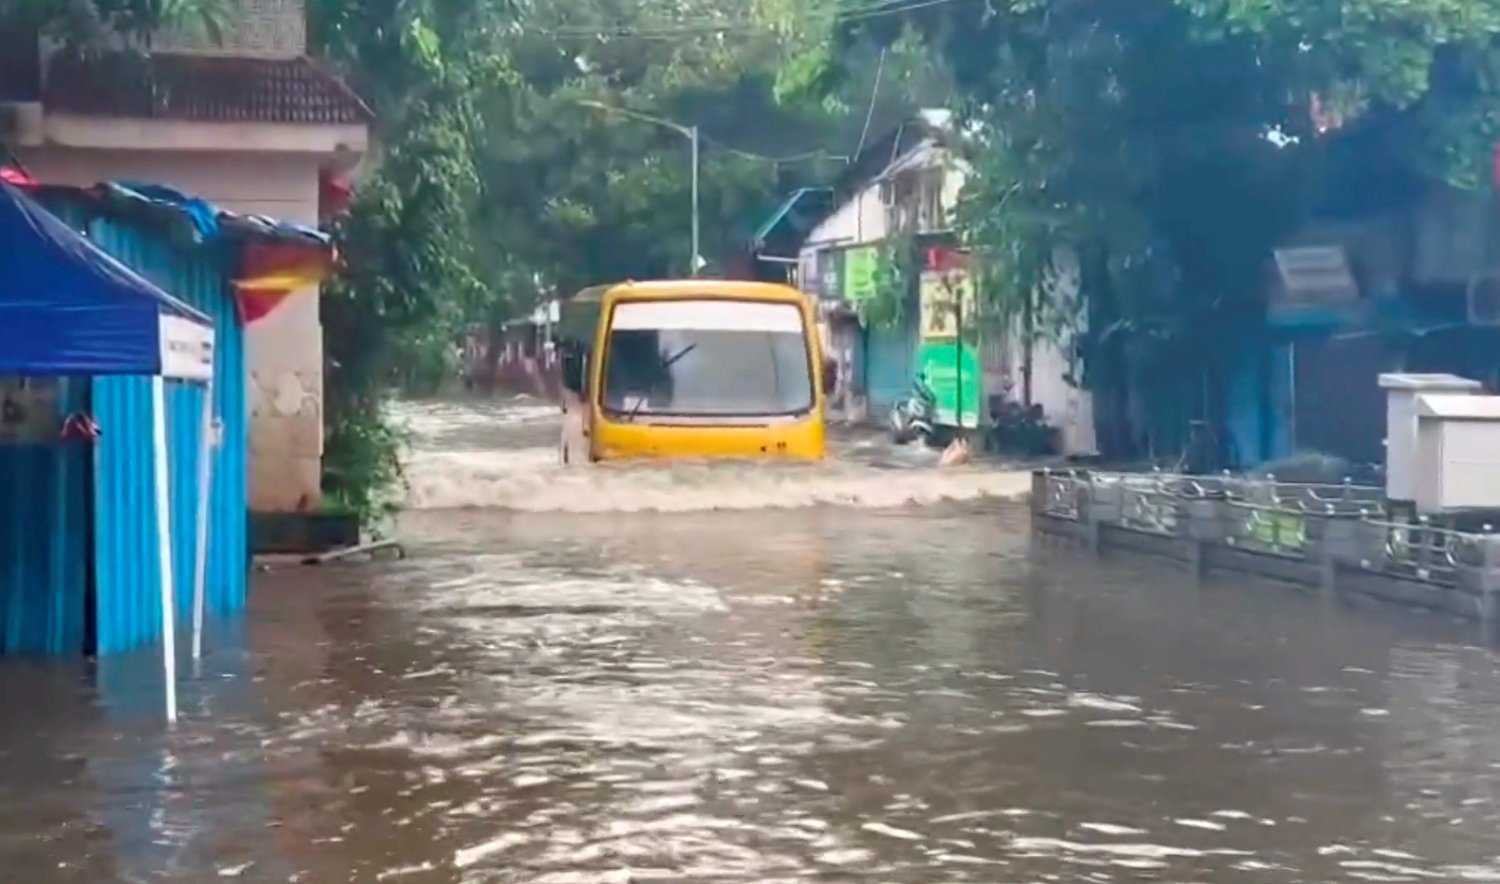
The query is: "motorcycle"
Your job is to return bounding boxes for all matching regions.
[889,374,943,446]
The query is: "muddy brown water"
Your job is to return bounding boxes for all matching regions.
[4,400,1500,882]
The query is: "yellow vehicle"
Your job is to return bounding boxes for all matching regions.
[558,280,829,462]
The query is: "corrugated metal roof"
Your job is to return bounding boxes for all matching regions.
[45,51,372,125]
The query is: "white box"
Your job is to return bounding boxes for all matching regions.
[1379,373,1482,501]
[1414,394,1500,513]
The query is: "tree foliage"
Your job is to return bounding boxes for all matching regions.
[308,0,914,519]
[793,0,1500,455]
[0,0,231,46]
[309,0,513,522]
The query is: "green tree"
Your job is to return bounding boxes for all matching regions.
[0,0,230,47]
[307,0,878,521]
[796,0,1500,456]
[309,0,516,522]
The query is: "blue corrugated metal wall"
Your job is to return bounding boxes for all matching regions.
[91,376,166,653]
[866,315,918,415]
[86,218,248,655]
[0,379,89,655]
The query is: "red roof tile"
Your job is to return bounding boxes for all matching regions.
[45,52,372,125]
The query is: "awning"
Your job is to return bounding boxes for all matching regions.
[752,187,834,253]
[0,182,213,378]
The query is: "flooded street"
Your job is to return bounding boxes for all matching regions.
[5,399,1500,882]
[394,397,1032,512]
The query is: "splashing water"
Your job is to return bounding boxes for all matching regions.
[393,396,1032,512]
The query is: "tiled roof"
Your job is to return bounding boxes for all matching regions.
[44,52,372,125]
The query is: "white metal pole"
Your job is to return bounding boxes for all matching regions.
[151,376,178,725]
[690,125,700,278]
[190,372,214,662]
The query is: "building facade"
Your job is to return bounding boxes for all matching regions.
[794,113,1097,455]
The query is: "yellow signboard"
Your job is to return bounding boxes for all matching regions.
[919,268,975,339]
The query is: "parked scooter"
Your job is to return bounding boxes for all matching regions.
[889,374,942,445]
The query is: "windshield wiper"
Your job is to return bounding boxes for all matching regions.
[662,343,697,368]
[624,345,696,421]
[629,392,649,421]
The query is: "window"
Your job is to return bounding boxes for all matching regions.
[603,300,814,417]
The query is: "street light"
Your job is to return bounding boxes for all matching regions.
[577,100,701,277]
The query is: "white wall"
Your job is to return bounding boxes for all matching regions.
[982,246,1097,457]
[21,146,329,511]
[793,141,1097,452]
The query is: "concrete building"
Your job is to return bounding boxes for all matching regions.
[2,0,371,513]
[793,112,1097,455]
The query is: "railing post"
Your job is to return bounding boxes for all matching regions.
[1355,512,1390,573]
[1316,504,1356,602]
[1185,537,1207,583]
[1088,480,1122,554]
[1457,529,1500,634]
[1031,469,1049,519]
[1184,497,1222,585]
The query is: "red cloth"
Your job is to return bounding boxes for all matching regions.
[925,246,968,273]
[232,241,335,323]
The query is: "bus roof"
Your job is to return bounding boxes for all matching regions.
[559,280,810,343]
[576,279,808,304]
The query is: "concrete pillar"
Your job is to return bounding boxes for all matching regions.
[1457,533,1500,634]
[1185,538,1207,584]
[1031,470,1049,517]
[1086,519,1103,556]
[1186,499,1224,543]
[1081,479,1118,558]
[1319,516,1361,602]
[1183,499,1223,586]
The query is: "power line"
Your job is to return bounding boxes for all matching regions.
[842,0,974,21]
[545,0,916,35]
[702,136,851,165]
[852,47,887,162]
[542,0,974,40]
[580,102,851,166]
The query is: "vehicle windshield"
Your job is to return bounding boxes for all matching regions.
[603,299,813,417]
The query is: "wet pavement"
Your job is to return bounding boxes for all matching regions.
[4,399,1500,882]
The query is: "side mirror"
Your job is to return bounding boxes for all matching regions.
[822,357,839,398]
[561,348,586,395]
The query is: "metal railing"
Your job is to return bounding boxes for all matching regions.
[1223,500,1309,557]
[1034,469,1500,597]
[1040,470,1085,521]
[1119,483,1183,535]
[1259,478,1385,517]
[1358,517,1493,586]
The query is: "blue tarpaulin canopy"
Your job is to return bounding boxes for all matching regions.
[0,182,212,378]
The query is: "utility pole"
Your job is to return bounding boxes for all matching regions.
[577,100,702,277]
[690,125,700,278]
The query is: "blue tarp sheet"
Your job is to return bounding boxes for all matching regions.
[0,182,208,376]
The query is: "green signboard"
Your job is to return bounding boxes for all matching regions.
[917,340,981,428]
[844,246,878,302]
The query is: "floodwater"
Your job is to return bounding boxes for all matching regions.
[5,399,1500,882]
[394,397,1032,512]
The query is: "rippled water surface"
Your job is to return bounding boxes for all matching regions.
[4,400,1500,882]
